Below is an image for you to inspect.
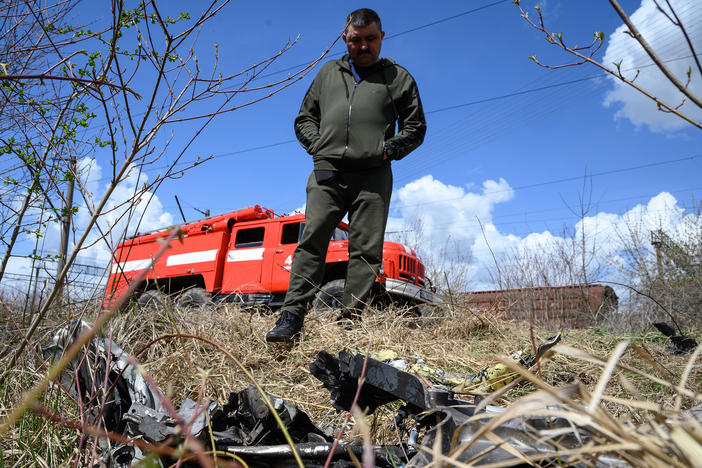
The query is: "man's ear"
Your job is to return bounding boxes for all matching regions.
[342,33,347,43]
[381,31,386,40]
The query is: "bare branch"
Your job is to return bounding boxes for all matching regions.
[515,1,702,130]
[0,72,130,91]
[608,0,702,108]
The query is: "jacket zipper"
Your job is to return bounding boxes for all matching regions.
[342,80,357,159]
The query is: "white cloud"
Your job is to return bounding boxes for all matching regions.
[387,175,516,289]
[388,174,699,293]
[75,159,173,266]
[389,175,513,244]
[602,0,702,131]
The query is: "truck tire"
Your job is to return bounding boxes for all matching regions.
[312,279,345,311]
[137,290,166,309]
[176,288,211,310]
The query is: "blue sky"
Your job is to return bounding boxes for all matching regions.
[7,0,702,292]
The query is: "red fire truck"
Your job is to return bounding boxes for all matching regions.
[103,205,441,309]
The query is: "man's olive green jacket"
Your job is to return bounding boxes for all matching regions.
[294,55,426,172]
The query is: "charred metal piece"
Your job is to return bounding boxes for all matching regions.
[519,332,563,367]
[43,319,162,432]
[122,399,214,444]
[406,404,628,468]
[654,322,698,354]
[220,442,408,467]
[209,385,330,446]
[309,349,472,415]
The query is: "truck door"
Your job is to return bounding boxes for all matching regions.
[221,225,267,293]
[269,221,304,292]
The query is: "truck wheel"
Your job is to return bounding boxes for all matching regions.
[137,290,166,309]
[312,279,345,310]
[177,288,211,310]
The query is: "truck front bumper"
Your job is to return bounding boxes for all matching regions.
[385,278,442,304]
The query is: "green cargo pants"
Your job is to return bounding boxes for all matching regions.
[281,163,393,318]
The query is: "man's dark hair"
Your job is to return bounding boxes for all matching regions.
[345,8,382,33]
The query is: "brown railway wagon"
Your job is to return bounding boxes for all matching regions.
[465,284,618,329]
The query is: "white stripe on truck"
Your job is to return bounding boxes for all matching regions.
[227,248,265,262]
[166,249,218,266]
[111,259,152,273]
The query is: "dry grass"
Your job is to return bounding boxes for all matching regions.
[1,301,700,466]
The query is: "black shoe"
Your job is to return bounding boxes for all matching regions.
[265,311,303,342]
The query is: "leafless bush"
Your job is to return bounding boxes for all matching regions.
[612,201,702,331]
[388,215,473,294]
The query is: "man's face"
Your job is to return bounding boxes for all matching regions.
[343,22,385,67]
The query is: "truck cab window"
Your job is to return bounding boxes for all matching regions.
[235,227,265,248]
[298,223,347,241]
[281,223,302,245]
[332,227,348,241]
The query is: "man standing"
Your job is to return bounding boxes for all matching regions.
[266,8,426,342]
